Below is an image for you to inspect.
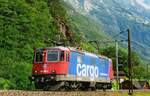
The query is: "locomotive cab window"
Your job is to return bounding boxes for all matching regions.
[35,51,43,62]
[47,51,64,61]
[47,51,59,61]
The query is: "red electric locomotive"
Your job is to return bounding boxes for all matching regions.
[29,46,114,91]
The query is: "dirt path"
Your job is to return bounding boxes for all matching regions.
[0,90,122,96]
[0,90,150,96]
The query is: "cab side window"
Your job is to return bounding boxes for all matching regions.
[77,55,83,64]
[60,51,64,61]
[66,53,70,62]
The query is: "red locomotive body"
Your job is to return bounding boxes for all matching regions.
[32,47,70,75]
[30,47,71,89]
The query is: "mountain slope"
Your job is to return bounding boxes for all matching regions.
[64,0,150,61]
[62,1,110,40]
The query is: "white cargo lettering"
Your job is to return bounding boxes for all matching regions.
[90,66,94,77]
[95,67,99,77]
[77,64,99,78]
[77,64,82,76]
[82,64,86,77]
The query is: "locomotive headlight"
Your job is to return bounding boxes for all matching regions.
[51,70,56,74]
[40,70,43,73]
[34,70,37,73]
[43,70,48,73]
[31,76,35,80]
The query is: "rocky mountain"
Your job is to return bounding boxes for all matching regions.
[64,0,150,61]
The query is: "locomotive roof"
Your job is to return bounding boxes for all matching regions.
[36,46,70,51]
[36,46,110,60]
[48,46,70,51]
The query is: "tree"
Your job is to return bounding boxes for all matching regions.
[100,45,143,78]
[133,65,147,80]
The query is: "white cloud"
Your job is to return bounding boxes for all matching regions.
[130,0,135,6]
[134,0,150,10]
[84,0,93,12]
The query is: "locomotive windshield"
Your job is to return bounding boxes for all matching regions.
[47,51,64,61]
[35,51,43,62]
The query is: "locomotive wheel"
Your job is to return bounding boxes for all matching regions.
[102,85,107,92]
[87,87,96,91]
[34,82,45,89]
[80,82,90,91]
[59,82,70,91]
[70,82,81,91]
[43,82,65,91]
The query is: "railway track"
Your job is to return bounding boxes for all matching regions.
[0,90,150,96]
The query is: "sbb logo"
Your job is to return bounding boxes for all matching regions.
[77,64,99,78]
